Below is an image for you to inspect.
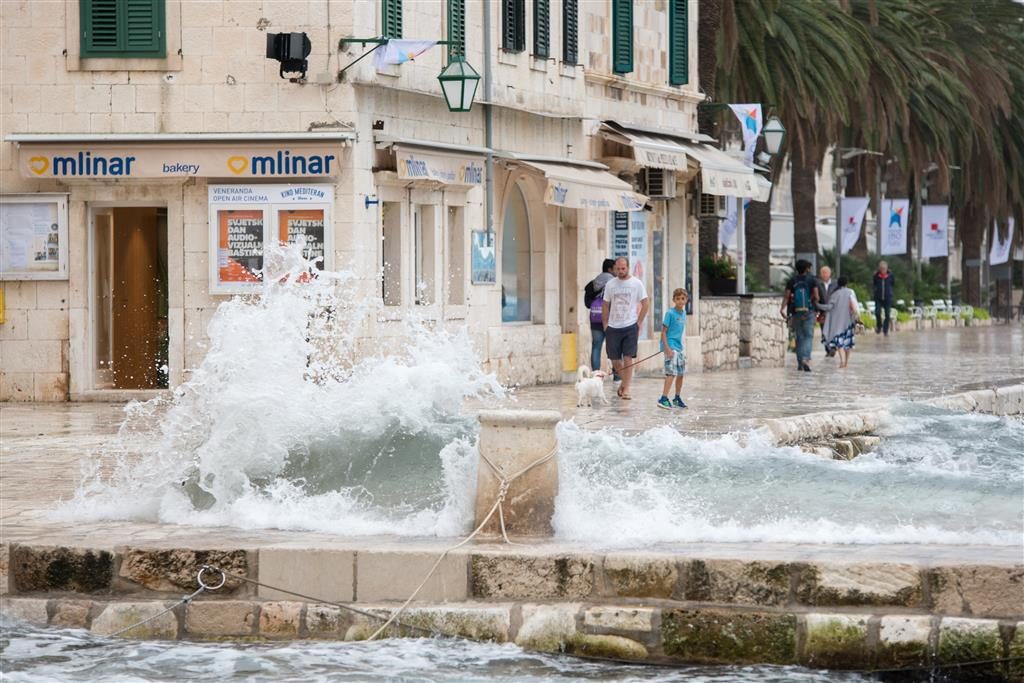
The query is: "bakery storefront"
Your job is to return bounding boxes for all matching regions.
[5,132,352,398]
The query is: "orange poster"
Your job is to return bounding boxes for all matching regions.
[278,209,325,282]
[217,209,263,283]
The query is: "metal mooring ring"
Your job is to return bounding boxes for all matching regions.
[197,565,227,591]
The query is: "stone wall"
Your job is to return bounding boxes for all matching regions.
[739,295,786,368]
[699,298,740,371]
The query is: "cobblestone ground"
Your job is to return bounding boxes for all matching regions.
[1,324,1021,562]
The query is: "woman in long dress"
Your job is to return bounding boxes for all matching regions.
[819,277,859,368]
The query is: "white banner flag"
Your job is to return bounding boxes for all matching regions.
[728,104,762,167]
[373,39,437,69]
[840,197,871,254]
[719,196,738,247]
[920,204,949,259]
[880,199,910,255]
[990,218,1015,265]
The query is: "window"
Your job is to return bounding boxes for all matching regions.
[533,0,549,58]
[612,0,633,74]
[382,0,403,39]
[501,186,531,322]
[80,0,165,58]
[502,0,525,53]
[669,0,689,85]
[382,202,402,306]
[447,207,466,305]
[562,0,578,65]
[448,0,465,59]
[414,205,437,306]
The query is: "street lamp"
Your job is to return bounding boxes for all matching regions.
[762,116,786,156]
[437,56,481,113]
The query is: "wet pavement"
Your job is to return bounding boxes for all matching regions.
[1,324,1022,562]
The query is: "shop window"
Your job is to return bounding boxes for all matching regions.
[80,0,166,58]
[382,0,403,39]
[501,185,532,322]
[669,0,689,85]
[382,202,402,306]
[447,206,466,305]
[562,0,578,65]
[612,0,633,74]
[414,205,437,306]
[502,0,525,52]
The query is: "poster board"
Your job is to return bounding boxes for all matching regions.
[208,184,333,294]
[0,194,69,280]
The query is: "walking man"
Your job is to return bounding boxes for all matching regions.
[872,260,895,335]
[781,259,820,372]
[584,258,616,372]
[602,257,649,400]
[818,265,837,354]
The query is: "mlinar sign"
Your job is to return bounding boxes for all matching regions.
[19,143,339,178]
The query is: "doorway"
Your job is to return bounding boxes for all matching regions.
[92,206,169,390]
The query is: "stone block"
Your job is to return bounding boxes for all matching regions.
[0,372,33,401]
[471,553,594,600]
[51,600,92,629]
[583,606,655,633]
[927,565,1024,618]
[356,552,467,602]
[798,563,921,608]
[601,554,678,599]
[937,617,1002,666]
[1,339,61,372]
[684,559,791,607]
[304,603,344,638]
[391,605,511,642]
[877,615,932,669]
[801,613,869,669]
[0,545,8,594]
[34,373,68,401]
[12,546,114,593]
[0,598,49,626]
[259,601,302,637]
[185,600,257,638]
[662,609,797,665]
[91,602,178,639]
[567,633,648,660]
[995,385,1024,416]
[515,603,580,651]
[0,310,28,341]
[258,549,353,602]
[119,548,249,594]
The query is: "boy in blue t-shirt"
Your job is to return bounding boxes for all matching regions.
[657,289,688,410]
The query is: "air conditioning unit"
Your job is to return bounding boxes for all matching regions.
[639,168,676,200]
[698,192,727,218]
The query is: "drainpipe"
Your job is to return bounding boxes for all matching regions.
[483,0,494,236]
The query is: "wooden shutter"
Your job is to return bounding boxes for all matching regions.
[669,0,689,85]
[448,0,466,58]
[612,0,633,74]
[502,0,525,52]
[562,0,578,65]
[533,0,549,58]
[382,0,403,39]
[123,0,163,55]
[81,0,164,57]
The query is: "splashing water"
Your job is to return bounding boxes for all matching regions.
[60,244,1023,547]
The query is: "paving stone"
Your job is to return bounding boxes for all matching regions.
[937,617,1002,666]
[91,602,178,639]
[928,565,1024,617]
[583,606,655,633]
[877,615,932,669]
[185,600,258,638]
[801,613,869,669]
[471,553,594,600]
[50,600,92,629]
[683,559,791,606]
[662,609,797,665]
[258,549,353,602]
[515,603,580,652]
[259,601,302,637]
[799,562,922,608]
[119,548,249,593]
[601,554,677,599]
[12,545,113,593]
[357,552,467,602]
[0,598,49,626]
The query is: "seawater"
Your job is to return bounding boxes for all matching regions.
[57,244,1024,547]
[0,620,874,682]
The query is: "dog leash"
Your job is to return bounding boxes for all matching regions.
[618,350,663,372]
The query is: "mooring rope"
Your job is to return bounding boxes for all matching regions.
[108,565,224,638]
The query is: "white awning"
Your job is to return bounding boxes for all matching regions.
[678,142,759,198]
[375,137,489,187]
[599,124,689,171]
[518,159,647,211]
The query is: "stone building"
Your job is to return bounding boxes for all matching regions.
[0,0,760,401]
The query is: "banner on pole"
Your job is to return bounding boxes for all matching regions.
[920,204,949,259]
[990,218,1015,266]
[879,199,909,255]
[728,104,762,167]
[840,197,870,254]
[719,197,737,247]
[373,39,437,69]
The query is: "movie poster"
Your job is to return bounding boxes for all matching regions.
[218,209,264,283]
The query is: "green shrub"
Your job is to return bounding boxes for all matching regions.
[936,312,952,320]
[860,311,875,328]
[973,308,991,320]
[896,310,912,323]
[958,307,973,319]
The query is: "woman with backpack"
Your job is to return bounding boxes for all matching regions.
[584,259,616,372]
[818,276,859,369]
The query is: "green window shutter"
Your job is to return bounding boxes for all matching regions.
[448,0,465,58]
[669,0,688,85]
[612,0,633,74]
[502,0,525,52]
[562,0,578,65]
[81,0,164,58]
[382,0,403,39]
[533,0,549,58]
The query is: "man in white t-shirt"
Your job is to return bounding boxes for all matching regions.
[601,256,649,400]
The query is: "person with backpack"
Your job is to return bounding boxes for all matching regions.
[780,259,821,372]
[584,259,616,373]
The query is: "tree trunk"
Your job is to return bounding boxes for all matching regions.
[697,0,723,269]
[960,204,984,308]
[746,199,771,289]
[791,159,819,259]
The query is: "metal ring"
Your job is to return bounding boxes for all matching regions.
[197,565,227,591]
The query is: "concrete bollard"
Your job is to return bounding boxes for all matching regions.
[474,410,560,538]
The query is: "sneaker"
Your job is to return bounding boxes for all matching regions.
[657,396,672,410]
[673,397,687,409]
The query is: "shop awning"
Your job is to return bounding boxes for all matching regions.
[375,137,490,186]
[599,122,690,171]
[677,142,759,198]
[504,155,647,211]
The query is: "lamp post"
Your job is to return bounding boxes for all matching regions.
[763,116,786,156]
[438,56,481,113]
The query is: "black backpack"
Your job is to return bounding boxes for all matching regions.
[584,280,598,308]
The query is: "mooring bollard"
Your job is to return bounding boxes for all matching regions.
[474,410,560,538]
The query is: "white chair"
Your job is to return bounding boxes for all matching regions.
[909,306,924,320]
[960,304,974,318]
[923,306,938,320]
[931,299,947,312]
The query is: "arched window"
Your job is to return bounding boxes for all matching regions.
[501,185,531,322]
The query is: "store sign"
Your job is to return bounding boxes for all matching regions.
[545,181,645,212]
[701,168,758,198]
[632,145,686,171]
[395,148,484,185]
[19,144,340,179]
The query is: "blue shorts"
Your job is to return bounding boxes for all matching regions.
[663,350,686,376]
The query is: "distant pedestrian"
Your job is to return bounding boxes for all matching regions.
[819,277,859,368]
[657,288,688,410]
[602,257,649,400]
[817,265,837,355]
[781,259,820,372]
[872,261,895,335]
[584,259,616,372]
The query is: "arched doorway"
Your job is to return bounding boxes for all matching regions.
[501,185,532,322]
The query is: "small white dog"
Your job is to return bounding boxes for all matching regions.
[575,365,610,407]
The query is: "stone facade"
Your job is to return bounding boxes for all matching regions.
[699,297,740,371]
[740,294,786,367]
